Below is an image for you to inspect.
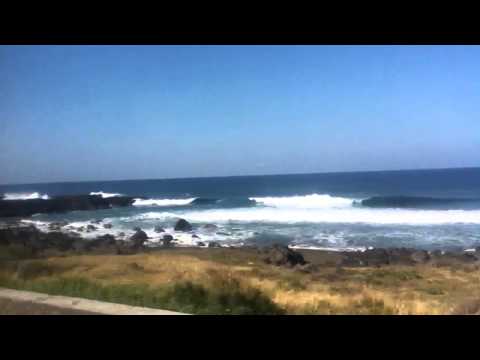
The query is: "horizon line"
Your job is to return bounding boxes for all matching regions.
[1,165,479,188]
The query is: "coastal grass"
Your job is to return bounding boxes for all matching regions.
[0,246,479,314]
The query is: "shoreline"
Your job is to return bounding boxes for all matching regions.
[1,219,479,314]
[1,219,479,267]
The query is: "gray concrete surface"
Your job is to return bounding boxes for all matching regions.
[0,287,188,315]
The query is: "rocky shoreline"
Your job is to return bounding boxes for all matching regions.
[1,194,479,269]
[0,194,136,218]
[1,218,479,269]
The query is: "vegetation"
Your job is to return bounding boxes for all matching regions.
[0,246,479,314]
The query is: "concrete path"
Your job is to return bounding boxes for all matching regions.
[0,287,188,315]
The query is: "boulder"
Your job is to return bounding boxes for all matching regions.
[410,250,431,264]
[192,234,200,239]
[261,244,306,267]
[90,234,117,249]
[48,221,68,231]
[197,241,206,247]
[161,234,174,247]
[174,219,192,232]
[154,226,165,233]
[208,241,222,248]
[129,230,148,248]
[86,224,97,232]
[103,223,113,229]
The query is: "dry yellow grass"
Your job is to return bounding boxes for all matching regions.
[1,248,479,314]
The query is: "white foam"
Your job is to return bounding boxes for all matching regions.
[89,191,122,198]
[251,193,356,209]
[126,207,480,225]
[3,192,49,200]
[290,245,366,252]
[132,198,196,207]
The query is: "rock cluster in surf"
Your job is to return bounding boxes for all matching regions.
[0,195,136,217]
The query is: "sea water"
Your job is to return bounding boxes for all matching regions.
[1,167,480,251]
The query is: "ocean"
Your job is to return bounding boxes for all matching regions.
[1,167,480,251]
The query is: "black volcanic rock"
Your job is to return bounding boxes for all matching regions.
[411,250,431,263]
[0,226,79,253]
[0,195,135,218]
[261,244,306,267]
[162,234,174,247]
[208,241,221,248]
[48,222,68,231]
[130,230,148,248]
[87,234,117,252]
[174,218,192,232]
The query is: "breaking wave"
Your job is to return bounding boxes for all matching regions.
[125,207,480,225]
[132,198,196,206]
[2,192,50,200]
[89,191,123,198]
[251,193,357,209]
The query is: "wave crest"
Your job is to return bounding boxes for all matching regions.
[133,198,196,207]
[126,207,480,225]
[2,192,49,200]
[251,193,355,209]
[89,191,123,198]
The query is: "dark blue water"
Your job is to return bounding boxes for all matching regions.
[2,168,480,251]
[2,167,480,200]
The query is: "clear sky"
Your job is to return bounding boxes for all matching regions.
[1,45,479,184]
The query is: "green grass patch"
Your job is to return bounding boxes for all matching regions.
[415,281,447,296]
[362,269,422,287]
[0,245,36,261]
[0,271,284,315]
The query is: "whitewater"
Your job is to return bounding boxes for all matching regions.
[2,168,480,250]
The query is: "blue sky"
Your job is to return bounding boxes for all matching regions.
[1,45,479,184]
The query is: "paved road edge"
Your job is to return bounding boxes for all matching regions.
[0,287,189,315]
